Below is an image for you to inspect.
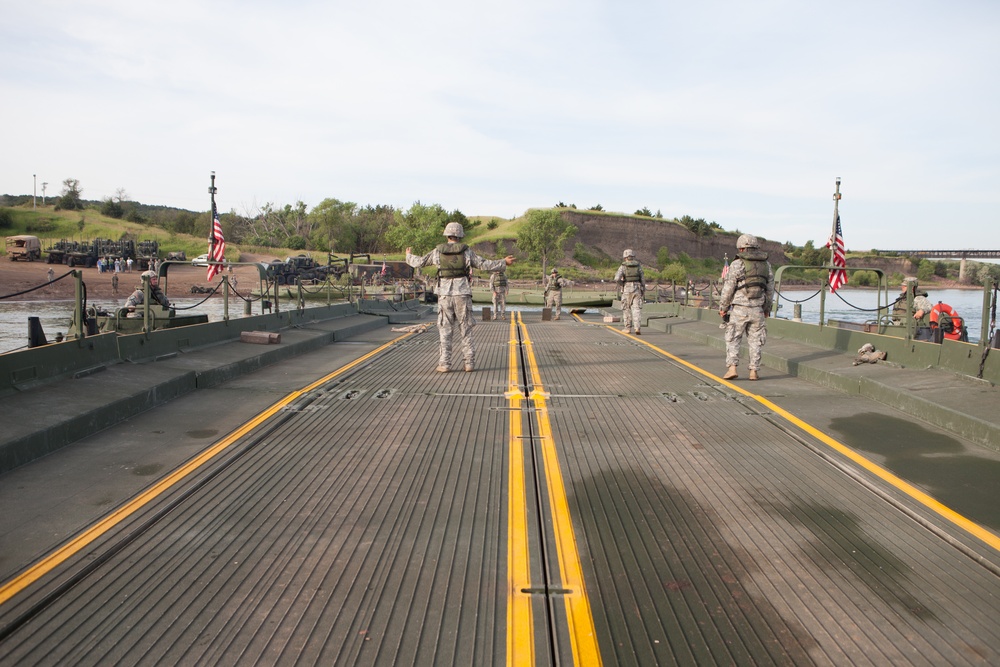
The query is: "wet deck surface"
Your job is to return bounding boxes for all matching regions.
[2,311,1000,665]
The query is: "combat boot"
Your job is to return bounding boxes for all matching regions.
[749,369,759,381]
[723,365,738,380]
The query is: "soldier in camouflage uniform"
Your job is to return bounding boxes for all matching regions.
[891,278,933,326]
[125,270,171,313]
[407,222,514,373]
[545,268,569,320]
[489,269,509,320]
[613,248,646,335]
[718,234,774,381]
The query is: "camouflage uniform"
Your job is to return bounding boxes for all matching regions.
[489,270,509,320]
[407,229,510,372]
[545,270,569,320]
[718,240,774,376]
[613,250,646,334]
[125,272,170,310]
[891,279,933,326]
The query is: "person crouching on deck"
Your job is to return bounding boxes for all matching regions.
[406,223,515,373]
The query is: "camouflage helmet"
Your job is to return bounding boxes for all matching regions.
[736,234,759,249]
[141,270,158,284]
[443,222,465,238]
[551,267,558,274]
[623,248,635,259]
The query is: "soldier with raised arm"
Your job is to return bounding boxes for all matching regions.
[406,222,514,373]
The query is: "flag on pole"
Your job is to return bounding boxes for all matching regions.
[721,254,729,280]
[381,261,387,276]
[206,202,226,281]
[828,214,847,293]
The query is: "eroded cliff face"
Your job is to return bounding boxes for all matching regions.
[558,211,787,267]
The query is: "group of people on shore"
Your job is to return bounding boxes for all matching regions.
[97,256,134,274]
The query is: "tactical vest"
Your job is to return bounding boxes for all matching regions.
[891,290,928,320]
[549,275,562,291]
[621,260,642,282]
[437,243,469,279]
[494,272,507,288]
[736,256,768,299]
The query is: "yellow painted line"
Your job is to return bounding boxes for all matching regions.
[506,312,535,666]
[520,316,603,666]
[615,326,1000,554]
[0,332,419,608]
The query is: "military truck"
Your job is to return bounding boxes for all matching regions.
[269,254,350,285]
[45,239,100,267]
[5,235,42,261]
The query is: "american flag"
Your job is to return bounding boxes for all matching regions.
[828,214,847,293]
[381,261,387,276]
[721,254,729,280]
[206,202,226,280]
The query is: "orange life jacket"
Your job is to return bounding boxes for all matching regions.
[929,302,964,341]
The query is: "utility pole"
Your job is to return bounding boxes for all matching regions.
[41,182,48,205]
[33,174,36,209]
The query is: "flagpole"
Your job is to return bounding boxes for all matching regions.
[208,170,217,237]
[830,177,841,266]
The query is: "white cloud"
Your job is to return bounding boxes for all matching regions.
[2,0,998,249]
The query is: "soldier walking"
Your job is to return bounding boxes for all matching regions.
[489,269,509,320]
[545,268,569,320]
[614,248,646,335]
[718,234,774,381]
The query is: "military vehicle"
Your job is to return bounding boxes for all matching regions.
[5,235,42,261]
[44,238,160,269]
[267,254,351,285]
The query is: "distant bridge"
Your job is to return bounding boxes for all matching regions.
[872,250,1000,281]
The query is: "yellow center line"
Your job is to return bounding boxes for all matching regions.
[507,312,534,666]
[520,315,603,666]
[0,332,418,607]
[615,325,1000,554]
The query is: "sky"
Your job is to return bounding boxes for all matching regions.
[2,0,998,251]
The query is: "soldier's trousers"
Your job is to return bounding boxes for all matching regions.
[438,294,476,367]
[724,305,767,370]
[621,291,643,332]
[492,289,507,319]
[546,292,563,319]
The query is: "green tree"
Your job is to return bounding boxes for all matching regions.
[635,207,653,217]
[917,259,935,281]
[101,197,124,219]
[799,240,827,266]
[656,246,670,269]
[309,198,358,252]
[57,178,83,211]
[851,270,878,287]
[662,263,687,284]
[0,208,14,229]
[386,201,451,253]
[516,209,577,276]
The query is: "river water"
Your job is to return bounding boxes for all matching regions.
[1,288,994,354]
[0,296,256,355]
[774,287,993,343]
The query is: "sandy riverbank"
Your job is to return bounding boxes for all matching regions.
[0,256,271,302]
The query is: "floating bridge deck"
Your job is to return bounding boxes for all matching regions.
[2,311,1000,665]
